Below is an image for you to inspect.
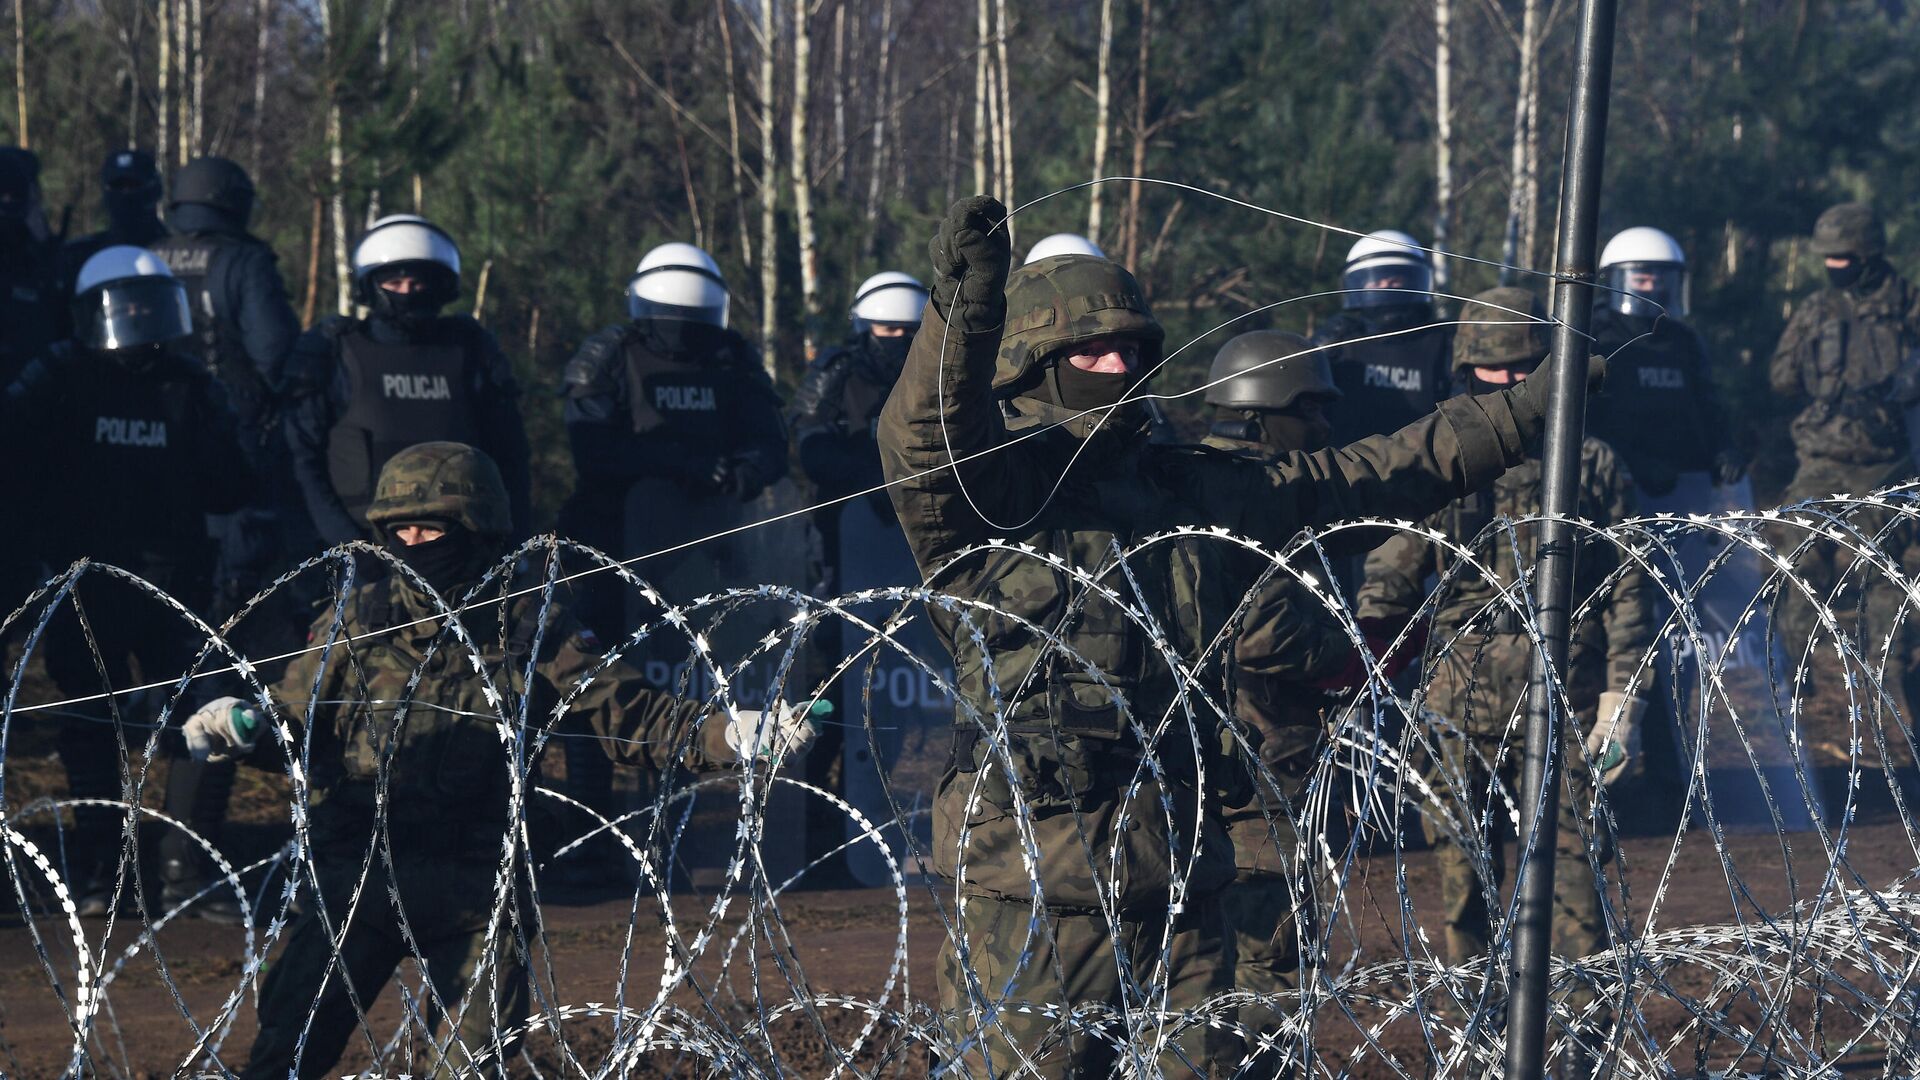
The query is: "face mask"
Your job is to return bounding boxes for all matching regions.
[1259,411,1332,455]
[866,333,911,373]
[1049,359,1135,411]
[1827,261,1865,290]
[385,528,487,595]
[104,189,158,234]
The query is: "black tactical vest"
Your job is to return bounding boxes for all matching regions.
[1324,318,1451,444]
[621,330,743,456]
[150,233,276,431]
[0,258,59,380]
[1588,312,1717,487]
[326,326,479,526]
[61,353,209,566]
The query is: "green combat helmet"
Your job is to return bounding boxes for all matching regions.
[1453,286,1549,369]
[365,441,513,540]
[994,253,1165,394]
[1204,330,1340,411]
[1810,202,1885,260]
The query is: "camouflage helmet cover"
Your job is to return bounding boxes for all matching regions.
[1453,286,1550,368]
[366,441,513,539]
[1810,202,1885,259]
[1204,330,1340,410]
[995,254,1165,392]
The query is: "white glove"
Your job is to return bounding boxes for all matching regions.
[183,696,260,763]
[723,701,817,763]
[1586,692,1646,786]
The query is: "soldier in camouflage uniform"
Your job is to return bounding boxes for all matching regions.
[182,442,811,1079]
[1767,202,1920,709]
[1201,330,1418,1043]
[880,198,1596,1078]
[1356,287,1653,971]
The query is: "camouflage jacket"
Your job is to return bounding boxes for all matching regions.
[1355,435,1654,701]
[1768,268,1920,468]
[1200,432,1354,762]
[876,303,1544,910]
[268,577,731,852]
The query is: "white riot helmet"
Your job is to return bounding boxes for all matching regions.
[1023,233,1105,265]
[629,242,729,327]
[1341,230,1433,310]
[1599,226,1688,319]
[352,214,462,309]
[849,271,927,333]
[72,245,192,352]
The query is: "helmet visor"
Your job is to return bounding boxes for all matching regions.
[1340,262,1434,310]
[628,293,729,328]
[1604,263,1687,318]
[77,277,193,351]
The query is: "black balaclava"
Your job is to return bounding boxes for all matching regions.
[1827,254,1887,294]
[860,331,912,380]
[385,524,490,595]
[367,263,452,337]
[1042,356,1137,412]
[1465,359,1540,396]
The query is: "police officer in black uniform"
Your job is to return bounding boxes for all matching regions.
[792,270,926,520]
[559,240,787,632]
[1311,229,1453,445]
[1586,226,1742,497]
[0,146,63,600]
[285,214,531,549]
[58,150,168,295]
[5,245,253,917]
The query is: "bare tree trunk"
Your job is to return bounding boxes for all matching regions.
[1087,0,1113,246]
[944,92,958,205]
[861,0,893,259]
[189,0,203,156]
[1432,0,1452,293]
[322,0,350,315]
[157,0,169,161]
[174,0,189,165]
[971,0,987,194]
[1725,0,1747,277]
[365,0,394,226]
[251,0,269,175]
[831,2,845,187]
[1501,0,1540,275]
[757,0,778,374]
[992,0,1013,223]
[715,0,754,269]
[790,0,820,361]
[302,192,321,325]
[11,0,25,148]
[1125,0,1150,270]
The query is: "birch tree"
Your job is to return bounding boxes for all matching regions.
[790,0,820,360]
[1087,0,1113,246]
[1433,0,1452,293]
[756,0,778,373]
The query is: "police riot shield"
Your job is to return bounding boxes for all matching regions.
[622,476,815,885]
[834,492,954,887]
[1639,472,1822,831]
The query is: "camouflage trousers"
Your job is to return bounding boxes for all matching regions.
[1219,742,1320,1058]
[1770,456,1920,723]
[936,892,1236,1078]
[241,852,529,1079]
[1418,633,1615,969]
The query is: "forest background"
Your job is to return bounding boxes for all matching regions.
[6,0,1918,523]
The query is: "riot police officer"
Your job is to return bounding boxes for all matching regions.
[793,270,927,513]
[180,441,814,1078]
[558,241,787,634]
[1586,226,1741,499]
[0,146,62,599]
[1312,229,1453,445]
[6,246,253,918]
[285,214,531,548]
[58,150,168,294]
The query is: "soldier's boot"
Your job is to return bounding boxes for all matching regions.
[158,756,244,923]
[547,730,626,894]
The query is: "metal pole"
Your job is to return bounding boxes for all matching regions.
[1505,0,1616,1077]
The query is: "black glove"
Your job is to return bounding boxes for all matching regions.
[1505,351,1609,441]
[711,456,765,501]
[928,195,1011,334]
[1712,448,1748,487]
